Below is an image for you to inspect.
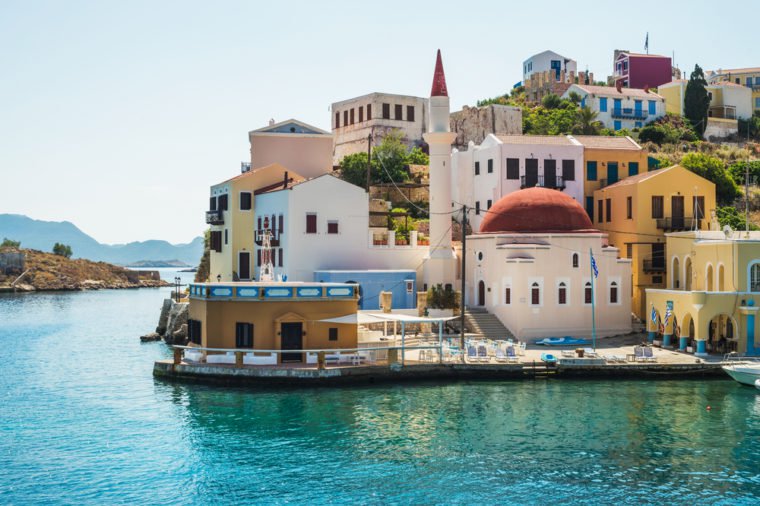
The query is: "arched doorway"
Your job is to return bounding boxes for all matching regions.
[478,280,485,306]
[679,313,694,351]
[708,313,739,354]
[706,264,714,291]
[672,257,680,289]
[685,257,693,291]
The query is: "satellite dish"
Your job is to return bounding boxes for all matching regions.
[723,225,733,238]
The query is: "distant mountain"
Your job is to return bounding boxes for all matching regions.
[0,214,203,266]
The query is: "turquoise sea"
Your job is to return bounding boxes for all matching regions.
[1,275,760,505]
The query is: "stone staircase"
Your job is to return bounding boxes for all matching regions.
[463,307,517,341]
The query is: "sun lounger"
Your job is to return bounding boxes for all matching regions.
[643,347,657,363]
[506,346,519,363]
[184,349,203,362]
[518,342,527,356]
[561,350,575,358]
[495,347,508,363]
[477,345,490,363]
[467,345,477,363]
[583,348,598,358]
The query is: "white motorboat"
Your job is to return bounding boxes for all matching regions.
[722,362,760,386]
[755,379,760,391]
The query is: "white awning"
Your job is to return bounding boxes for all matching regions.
[317,313,388,325]
[363,313,459,323]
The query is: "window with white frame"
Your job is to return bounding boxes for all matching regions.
[558,282,567,305]
[609,281,618,304]
[584,281,592,304]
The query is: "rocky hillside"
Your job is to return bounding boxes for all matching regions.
[0,248,168,291]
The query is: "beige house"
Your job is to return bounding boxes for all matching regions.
[646,230,760,357]
[592,165,716,319]
[207,163,305,282]
[249,119,333,178]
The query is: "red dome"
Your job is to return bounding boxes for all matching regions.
[479,187,594,233]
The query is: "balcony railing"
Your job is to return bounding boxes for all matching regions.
[610,108,648,120]
[206,210,224,225]
[656,216,701,231]
[643,259,666,274]
[520,174,565,189]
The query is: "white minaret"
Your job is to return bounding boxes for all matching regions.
[423,50,457,289]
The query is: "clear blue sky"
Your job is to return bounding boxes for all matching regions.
[1,0,757,244]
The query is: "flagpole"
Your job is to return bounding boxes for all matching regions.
[590,248,597,352]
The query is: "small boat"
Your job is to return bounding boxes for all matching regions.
[535,337,588,346]
[541,352,557,364]
[755,379,760,391]
[722,362,760,386]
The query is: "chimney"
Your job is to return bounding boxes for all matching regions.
[269,118,275,126]
[283,171,288,188]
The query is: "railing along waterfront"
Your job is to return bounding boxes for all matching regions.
[171,342,457,368]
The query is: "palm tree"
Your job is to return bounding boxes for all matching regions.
[574,106,602,135]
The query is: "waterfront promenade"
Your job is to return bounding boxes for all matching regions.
[154,332,728,386]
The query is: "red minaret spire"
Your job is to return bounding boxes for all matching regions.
[430,49,448,97]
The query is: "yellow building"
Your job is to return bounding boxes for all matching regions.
[187,281,360,363]
[207,163,305,282]
[646,230,760,356]
[706,67,760,113]
[570,135,648,219]
[592,165,716,319]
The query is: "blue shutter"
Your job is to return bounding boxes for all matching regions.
[599,97,607,112]
[629,162,639,176]
[614,120,622,131]
[608,163,619,184]
[648,100,656,115]
[587,161,597,181]
[585,197,594,220]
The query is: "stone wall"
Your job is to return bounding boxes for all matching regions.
[449,104,522,150]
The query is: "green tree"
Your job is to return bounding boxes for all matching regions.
[372,130,410,184]
[338,151,370,189]
[541,93,562,109]
[52,242,73,258]
[680,152,739,205]
[684,64,711,138]
[716,206,758,231]
[567,91,582,105]
[728,160,760,186]
[427,283,458,309]
[1,238,20,248]
[572,106,603,135]
[406,147,429,165]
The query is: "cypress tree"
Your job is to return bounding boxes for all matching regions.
[684,64,711,138]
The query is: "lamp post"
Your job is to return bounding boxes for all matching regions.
[216,274,221,283]
[174,276,181,303]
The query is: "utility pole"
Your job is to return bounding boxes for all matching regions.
[460,204,467,361]
[366,132,373,192]
[747,121,751,234]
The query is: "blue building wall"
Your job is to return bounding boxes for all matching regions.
[313,270,416,310]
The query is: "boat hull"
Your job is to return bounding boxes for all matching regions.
[722,365,760,386]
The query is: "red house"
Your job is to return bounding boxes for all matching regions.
[614,52,672,89]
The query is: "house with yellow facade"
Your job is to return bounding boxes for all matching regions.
[187,281,360,364]
[706,67,760,114]
[658,79,753,138]
[592,165,716,319]
[646,230,760,357]
[207,163,305,282]
[569,135,648,219]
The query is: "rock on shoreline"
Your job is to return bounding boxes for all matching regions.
[141,298,188,345]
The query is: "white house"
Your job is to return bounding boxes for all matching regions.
[563,84,665,131]
[253,174,429,283]
[452,134,585,233]
[467,187,632,340]
[522,50,578,84]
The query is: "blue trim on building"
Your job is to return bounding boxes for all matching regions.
[296,287,323,298]
[264,287,293,298]
[236,287,259,298]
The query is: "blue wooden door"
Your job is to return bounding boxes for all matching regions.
[607,163,619,185]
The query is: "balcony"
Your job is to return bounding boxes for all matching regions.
[643,259,666,274]
[520,174,565,189]
[610,108,648,120]
[206,210,224,225]
[655,217,700,231]
[254,230,281,247]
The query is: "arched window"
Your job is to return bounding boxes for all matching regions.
[718,264,725,291]
[504,286,511,305]
[751,264,760,292]
[609,281,618,304]
[584,282,592,304]
[706,264,714,291]
[558,282,567,305]
[572,253,579,268]
[531,282,540,305]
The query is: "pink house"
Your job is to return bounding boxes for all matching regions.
[614,52,672,89]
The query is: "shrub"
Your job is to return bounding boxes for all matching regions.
[52,242,73,258]
[427,284,458,309]
[1,238,20,248]
[680,153,739,205]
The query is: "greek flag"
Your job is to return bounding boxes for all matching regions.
[650,305,657,325]
[664,306,672,329]
[590,252,599,278]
